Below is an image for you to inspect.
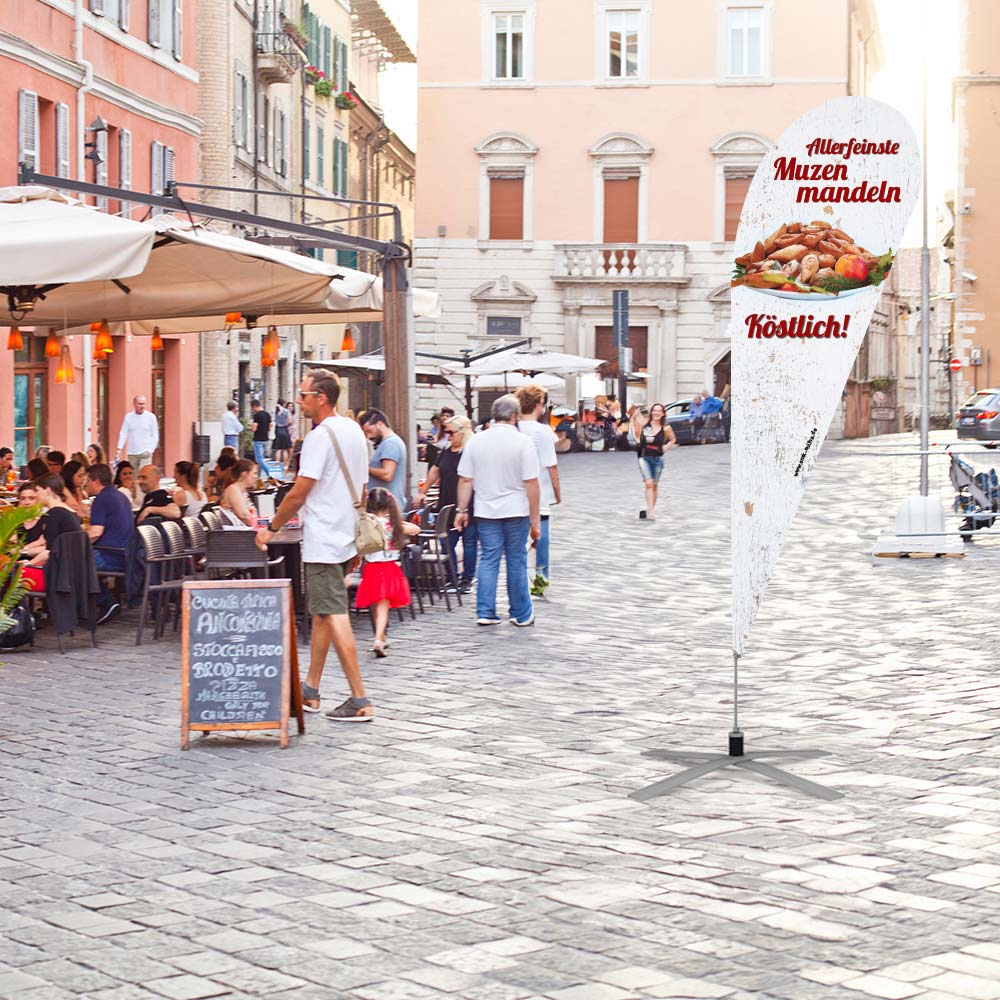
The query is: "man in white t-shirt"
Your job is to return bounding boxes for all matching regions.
[455,394,540,628]
[255,369,373,722]
[117,395,159,469]
[515,384,561,597]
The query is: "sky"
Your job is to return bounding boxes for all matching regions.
[374,0,961,242]
[870,0,960,248]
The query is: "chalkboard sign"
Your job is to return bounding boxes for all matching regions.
[181,579,303,749]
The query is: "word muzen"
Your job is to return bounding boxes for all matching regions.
[774,137,902,204]
[746,313,852,340]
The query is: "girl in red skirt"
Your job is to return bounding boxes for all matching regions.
[355,487,420,656]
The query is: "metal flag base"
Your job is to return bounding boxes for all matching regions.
[630,653,844,802]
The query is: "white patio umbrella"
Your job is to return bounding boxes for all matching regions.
[0,190,440,328]
[0,186,155,307]
[442,346,604,377]
[471,371,564,390]
[306,353,453,387]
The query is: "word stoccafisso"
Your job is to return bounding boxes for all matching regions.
[745,313,852,340]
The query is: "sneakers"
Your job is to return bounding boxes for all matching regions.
[477,617,503,626]
[459,581,474,595]
[301,683,322,714]
[510,612,536,627]
[96,602,120,626]
[326,697,374,722]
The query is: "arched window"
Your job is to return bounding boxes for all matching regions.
[710,131,771,242]
[475,132,538,242]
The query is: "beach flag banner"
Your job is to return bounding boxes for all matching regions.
[730,97,920,655]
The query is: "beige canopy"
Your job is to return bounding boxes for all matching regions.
[0,188,440,329]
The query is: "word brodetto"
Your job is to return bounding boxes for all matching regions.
[745,314,852,339]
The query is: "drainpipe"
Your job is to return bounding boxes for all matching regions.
[252,0,260,214]
[75,0,94,449]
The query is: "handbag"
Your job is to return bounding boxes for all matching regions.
[0,599,35,650]
[323,423,386,557]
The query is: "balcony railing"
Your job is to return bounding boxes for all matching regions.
[254,31,304,83]
[553,243,688,282]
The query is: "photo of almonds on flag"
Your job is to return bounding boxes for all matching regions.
[731,221,893,296]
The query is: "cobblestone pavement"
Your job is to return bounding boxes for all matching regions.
[3,434,1000,1000]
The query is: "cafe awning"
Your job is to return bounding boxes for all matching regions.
[303,353,453,387]
[0,190,440,329]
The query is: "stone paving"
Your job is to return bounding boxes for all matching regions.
[2,434,1000,1000]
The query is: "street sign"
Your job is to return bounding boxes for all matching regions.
[950,357,962,373]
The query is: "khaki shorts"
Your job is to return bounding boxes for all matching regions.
[305,560,354,616]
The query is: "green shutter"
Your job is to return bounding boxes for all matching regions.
[317,126,324,185]
[340,39,348,92]
[332,137,340,195]
[333,34,341,94]
[339,137,348,197]
[323,27,331,80]
[337,249,359,269]
[303,116,310,180]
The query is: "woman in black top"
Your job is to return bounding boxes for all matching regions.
[20,475,82,592]
[629,403,677,521]
[414,415,477,592]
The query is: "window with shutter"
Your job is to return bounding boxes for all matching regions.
[276,108,286,176]
[724,174,751,240]
[149,0,161,46]
[234,70,245,146]
[164,146,175,189]
[323,27,331,80]
[18,90,38,171]
[340,39,348,92]
[173,0,182,60]
[303,114,310,180]
[333,34,340,93]
[332,137,339,195]
[151,140,164,195]
[119,0,129,30]
[339,138,347,197]
[55,103,70,179]
[96,130,109,210]
[317,125,324,186]
[489,175,524,240]
[119,128,132,216]
[91,0,105,16]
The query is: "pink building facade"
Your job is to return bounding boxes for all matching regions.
[0,0,200,470]
[414,0,878,419]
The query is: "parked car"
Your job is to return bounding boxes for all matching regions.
[955,389,1000,445]
[664,399,728,445]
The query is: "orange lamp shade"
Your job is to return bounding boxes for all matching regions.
[150,327,164,351]
[340,328,355,352]
[55,343,76,384]
[6,326,23,351]
[45,329,60,357]
[89,322,102,332]
[94,321,113,354]
[225,311,243,325]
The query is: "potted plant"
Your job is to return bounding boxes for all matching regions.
[314,79,334,98]
[283,20,309,51]
[0,504,41,648]
[335,91,359,111]
[305,65,324,85]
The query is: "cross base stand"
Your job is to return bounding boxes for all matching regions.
[630,728,843,802]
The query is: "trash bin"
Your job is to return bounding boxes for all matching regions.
[192,434,211,465]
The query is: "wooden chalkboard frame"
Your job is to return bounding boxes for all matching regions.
[181,579,304,750]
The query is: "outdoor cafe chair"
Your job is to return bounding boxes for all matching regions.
[134,524,190,646]
[181,516,207,568]
[203,529,285,582]
[418,504,460,611]
[199,508,223,531]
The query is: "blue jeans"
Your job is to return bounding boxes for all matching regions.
[535,515,551,581]
[447,519,479,586]
[475,516,531,623]
[253,440,268,468]
[224,434,239,449]
[94,547,125,611]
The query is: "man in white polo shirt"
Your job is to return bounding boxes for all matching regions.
[455,394,540,627]
[117,395,159,470]
[255,368,373,722]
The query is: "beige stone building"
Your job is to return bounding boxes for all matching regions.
[196,0,306,454]
[953,0,1000,400]
[413,0,883,428]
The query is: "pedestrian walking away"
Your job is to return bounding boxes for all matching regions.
[515,384,561,598]
[117,395,158,471]
[354,487,420,657]
[250,399,271,469]
[455,394,541,627]
[221,401,243,450]
[359,408,408,511]
[273,400,293,467]
[629,403,677,521]
[256,368,374,722]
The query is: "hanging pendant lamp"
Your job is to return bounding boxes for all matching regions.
[150,326,164,351]
[45,329,60,358]
[55,343,76,384]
